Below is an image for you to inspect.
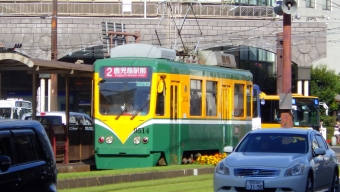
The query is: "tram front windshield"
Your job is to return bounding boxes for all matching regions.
[99,66,152,116]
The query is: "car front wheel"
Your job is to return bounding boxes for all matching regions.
[330,170,339,192]
[306,175,313,192]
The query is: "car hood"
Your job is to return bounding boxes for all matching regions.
[225,152,307,168]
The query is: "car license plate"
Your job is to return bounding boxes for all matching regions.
[246,180,264,190]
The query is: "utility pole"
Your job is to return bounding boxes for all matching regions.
[273,0,297,128]
[280,13,293,128]
[50,0,58,111]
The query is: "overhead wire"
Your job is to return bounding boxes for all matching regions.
[0,3,339,55]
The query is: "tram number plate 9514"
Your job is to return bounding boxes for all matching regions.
[246,180,264,190]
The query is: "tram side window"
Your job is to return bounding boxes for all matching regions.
[190,80,202,116]
[156,92,165,116]
[234,84,244,117]
[246,85,251,117]
[206,81,217,116]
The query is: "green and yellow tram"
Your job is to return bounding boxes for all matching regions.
[93,44,254,169]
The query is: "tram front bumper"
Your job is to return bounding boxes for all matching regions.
[96,147,151,155]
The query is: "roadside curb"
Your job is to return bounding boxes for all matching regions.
[57,167,215,190]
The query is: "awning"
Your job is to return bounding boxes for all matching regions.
[0,52,93,77]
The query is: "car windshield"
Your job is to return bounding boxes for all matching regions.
[235,133,308,153]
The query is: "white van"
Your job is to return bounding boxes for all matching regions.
[22,111,93,130]
[0,99,32,119]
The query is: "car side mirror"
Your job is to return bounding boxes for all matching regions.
[0,155,11,172]
[314,148,326,156]
[224,146,233,153]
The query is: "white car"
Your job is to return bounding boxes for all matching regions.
[22,111,93,131]
[214,128,339,192]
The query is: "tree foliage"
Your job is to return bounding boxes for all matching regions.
[310,64,340,115]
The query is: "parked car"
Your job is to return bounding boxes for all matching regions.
[214,128,339,192]
[0,120,57,191]
[22,111,93,131]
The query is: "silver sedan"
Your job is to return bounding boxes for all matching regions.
[213,128,339,192]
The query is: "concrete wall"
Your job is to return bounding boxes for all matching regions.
[0,16,327,68]
[294,0,340,73]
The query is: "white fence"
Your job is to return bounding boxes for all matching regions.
[0,2,275,19]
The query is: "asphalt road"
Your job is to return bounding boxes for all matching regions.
[330,146,340,157]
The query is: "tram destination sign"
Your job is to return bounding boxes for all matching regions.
[104,67,148,78]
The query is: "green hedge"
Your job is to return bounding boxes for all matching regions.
[321,115,336,145]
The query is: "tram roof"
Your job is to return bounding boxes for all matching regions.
[0,52,93,77]
[94,57,252,80]
[102,44,252,79]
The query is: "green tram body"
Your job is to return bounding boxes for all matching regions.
[94,53,253,169]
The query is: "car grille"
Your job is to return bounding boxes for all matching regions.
[234,168,280,177]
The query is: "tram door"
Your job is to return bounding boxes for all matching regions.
[170,81,180,164]
[221,85,231,146]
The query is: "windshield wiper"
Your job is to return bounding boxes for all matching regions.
[130,100,150,120]
[115,98,134,120]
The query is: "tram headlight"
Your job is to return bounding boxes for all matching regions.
[133,136,141,144]
[98,136,105,143]
[142,137,148,144]
[106,136,113,144]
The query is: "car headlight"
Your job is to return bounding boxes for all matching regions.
[215,161,230,175]
[284,163,305,176]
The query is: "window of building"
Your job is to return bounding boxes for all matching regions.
[240,46,248,60]
[248,0,257,5]
[267,52,275,62]
[322,0,331,10]
[190,80,202,116]
[269,0,276,6]
[306,0,315,8]
[258,0,267,6]
[234,84,244,117]
[206,81,217,116]
[256,0,276,6]
[249,47,258,61]
[239,0,249,4]
[258,49,267,61]
[267,63,275,77]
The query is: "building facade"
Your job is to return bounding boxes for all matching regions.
[0,0,333,111]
